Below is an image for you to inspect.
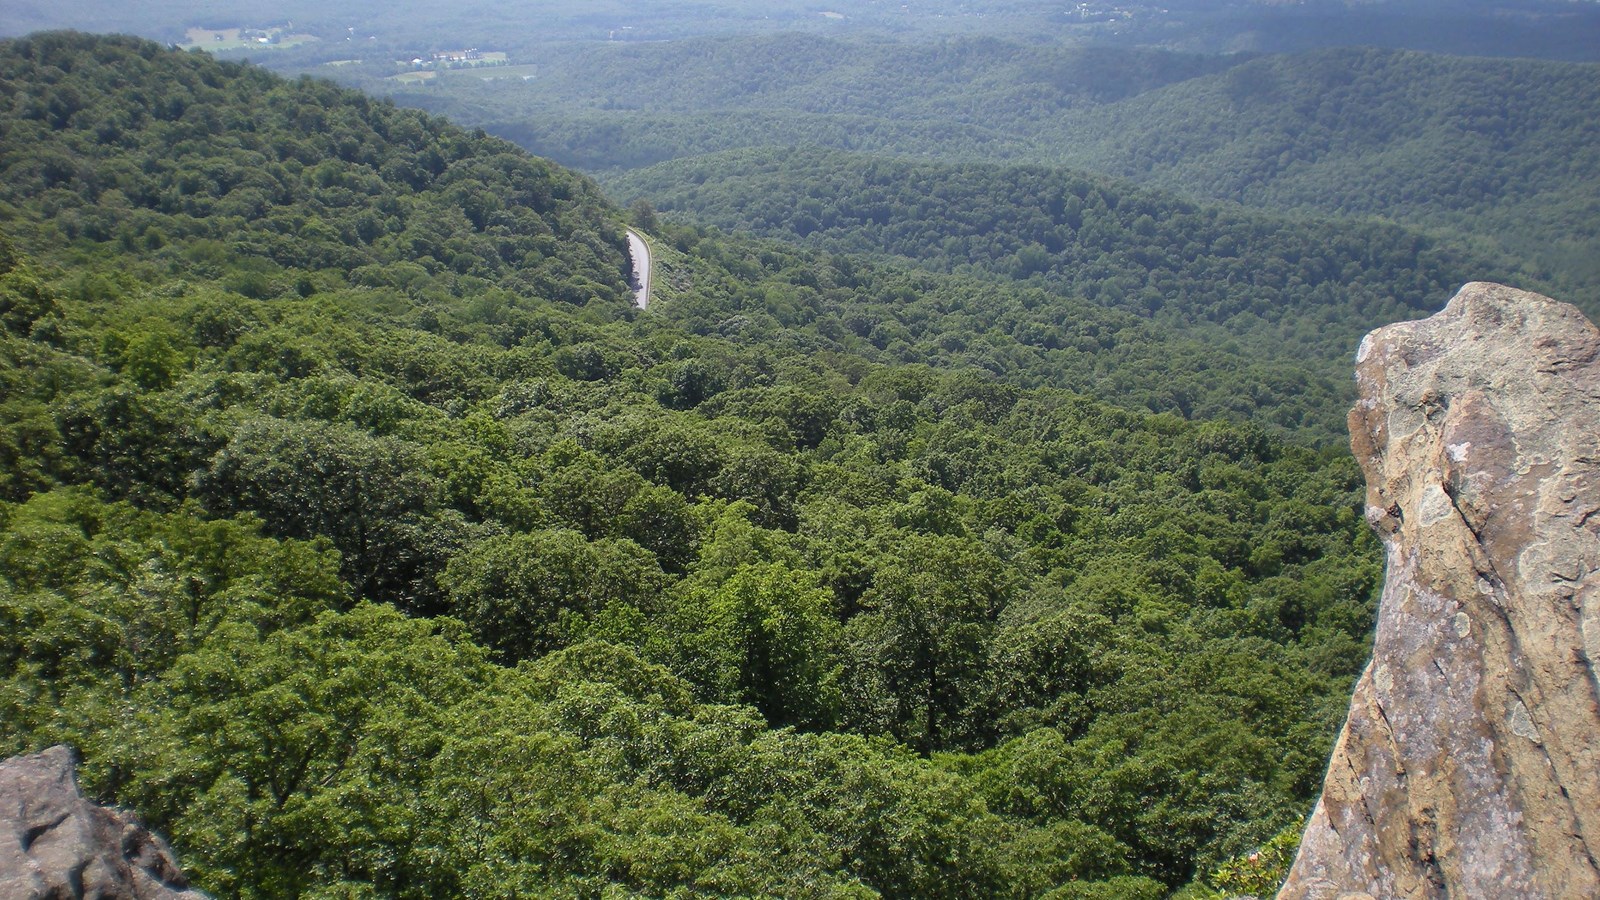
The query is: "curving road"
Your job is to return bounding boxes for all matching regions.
[626,229,652,310]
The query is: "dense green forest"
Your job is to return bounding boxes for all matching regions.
[1055,48,1600,287]
[373,36,1240,172]
[377,36,1237,172]
[607,145,1554,437]
[0,33,1384,897]
[3,31,1401,442]
[363,37,1598,293]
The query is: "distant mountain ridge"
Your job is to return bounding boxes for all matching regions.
[9,0,1599,60]
[387,34,1243,171]
[1056,47,1600,288]
[375,38,1600,298]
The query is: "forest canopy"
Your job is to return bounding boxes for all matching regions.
[0,32,1394,898]
[357,37,1598,297]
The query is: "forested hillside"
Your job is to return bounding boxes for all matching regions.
[367,37,1598,295]
[383,35,1238,172]
[0,33,1380,897]
[608,146,1551,438]
[1057,48,1600,287]
[0,37,632,307]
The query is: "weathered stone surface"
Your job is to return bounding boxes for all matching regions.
[0,745,205,899]
[1279,282,1600,899]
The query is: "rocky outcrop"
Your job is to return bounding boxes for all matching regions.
[1280,282,1600,899]
[0,745,204,899]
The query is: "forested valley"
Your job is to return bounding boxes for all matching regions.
[363,36,1599,294]
[0,32,1397,898]
[606,144,1557,445]
[4,0,1599,893]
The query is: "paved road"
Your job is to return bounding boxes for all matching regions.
[626,229,652,309]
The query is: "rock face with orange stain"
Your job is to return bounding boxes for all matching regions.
[0,745,205,899]
[1280,282,1600,899]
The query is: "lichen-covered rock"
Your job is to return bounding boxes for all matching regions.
[1280,283,1600,899]
[0,745,205,899]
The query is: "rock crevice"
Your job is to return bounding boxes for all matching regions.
[1281,282,1600,899]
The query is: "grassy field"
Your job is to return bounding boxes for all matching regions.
[454,59,537,79]
[180,27,317,51]
[387,53,518,83]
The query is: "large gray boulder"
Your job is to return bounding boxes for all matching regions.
[0,745,204,899]
[1280,282,1600,899]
